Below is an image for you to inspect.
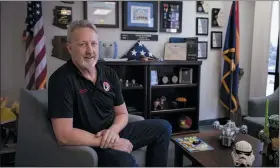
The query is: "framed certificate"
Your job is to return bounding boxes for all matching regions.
[164,43,187,60]
[196,17,209,35]
[211,31,223,49]
[83,1,119,28]
[197,41,208,59]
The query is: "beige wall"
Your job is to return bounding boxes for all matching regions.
[1,1,257,120]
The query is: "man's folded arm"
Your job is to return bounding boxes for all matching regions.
[51,118,102,147]
[49,75,101,147]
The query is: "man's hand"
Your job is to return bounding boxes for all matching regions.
[96,129,120,149]
[111,138,133,153]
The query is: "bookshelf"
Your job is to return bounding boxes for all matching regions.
[99,60,202,135]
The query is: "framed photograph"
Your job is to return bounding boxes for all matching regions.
[179,68,193,84]
[197,41,208,59]
[211,8,224,27]
[196,17,208,35]
[211,31,223,49]
[122,1,158,32]
[159,1,183,33]
[196,1,209,14]
[151,70,158,85]
[83,1,119,28]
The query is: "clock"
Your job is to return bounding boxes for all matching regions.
[162,76,169,84]
[172,75,178,84]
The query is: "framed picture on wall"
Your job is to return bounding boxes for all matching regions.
[196,1,209,14]
[211,8,224,27]
[211,31,223,49]
[159,1,183,33]
[83,1,119,28]
[122,1,158,32]
[197,41,208,59]
[196,17,208,35]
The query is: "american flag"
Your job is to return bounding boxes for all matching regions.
[122,40,157,61]
[23,1,47,90]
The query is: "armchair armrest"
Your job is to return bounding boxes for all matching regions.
[128,114,144,123]
[248,96,267,117]
[52,145,98,167]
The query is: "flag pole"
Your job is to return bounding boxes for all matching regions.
[229,59,234,121]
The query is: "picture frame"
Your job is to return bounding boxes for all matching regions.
[179,68,193,84]
[159,1,183,33]
[196,1,209,14]
[122,1,158,32]
[197,41,208,59]
[83,1,119,28]
[211,31,223,49]
[196,17,208,35]
[211,8,224,27]
[151,70,158,85]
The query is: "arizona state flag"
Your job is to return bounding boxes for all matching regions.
[220,1,240,113]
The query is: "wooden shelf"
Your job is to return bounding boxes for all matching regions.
[172,129,200,136]
[99,60,201,137]
[152,83,197,88]
[122,86,143,90]
[151,107,196,114]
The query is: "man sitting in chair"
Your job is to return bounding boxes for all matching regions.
[48,20,172,167]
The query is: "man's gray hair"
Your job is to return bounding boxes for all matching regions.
[67,20,98,42]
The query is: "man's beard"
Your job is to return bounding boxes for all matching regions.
[79,54,97,69]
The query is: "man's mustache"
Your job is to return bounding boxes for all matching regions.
[84,54,96,59]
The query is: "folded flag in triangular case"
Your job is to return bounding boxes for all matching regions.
[122,40,157,61]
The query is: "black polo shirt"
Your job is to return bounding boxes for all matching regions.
[48,60,124,134]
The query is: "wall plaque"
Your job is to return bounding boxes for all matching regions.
[121,34,158,41]
[53,6,72,29]
[185,37,198,61]
[51,36,71,61]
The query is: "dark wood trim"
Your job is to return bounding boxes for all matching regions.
[83,1,119,28]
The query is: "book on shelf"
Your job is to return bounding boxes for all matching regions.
[173,136,214,152]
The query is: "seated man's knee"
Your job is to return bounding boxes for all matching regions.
[115,152,137,167]
[154,119,172,135]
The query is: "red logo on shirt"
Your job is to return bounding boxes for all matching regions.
[103,82,110,92]
[79,89,88,94]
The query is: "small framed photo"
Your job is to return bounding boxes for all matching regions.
[159,1,183,33]
[196,1,209,14]
[197,41,208,59]
[122,1,158,32]
[211,31,223,49]
[151,70,158,85]
[179,68,193,84]
[196,17,208,35]
[83,1,119,28]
